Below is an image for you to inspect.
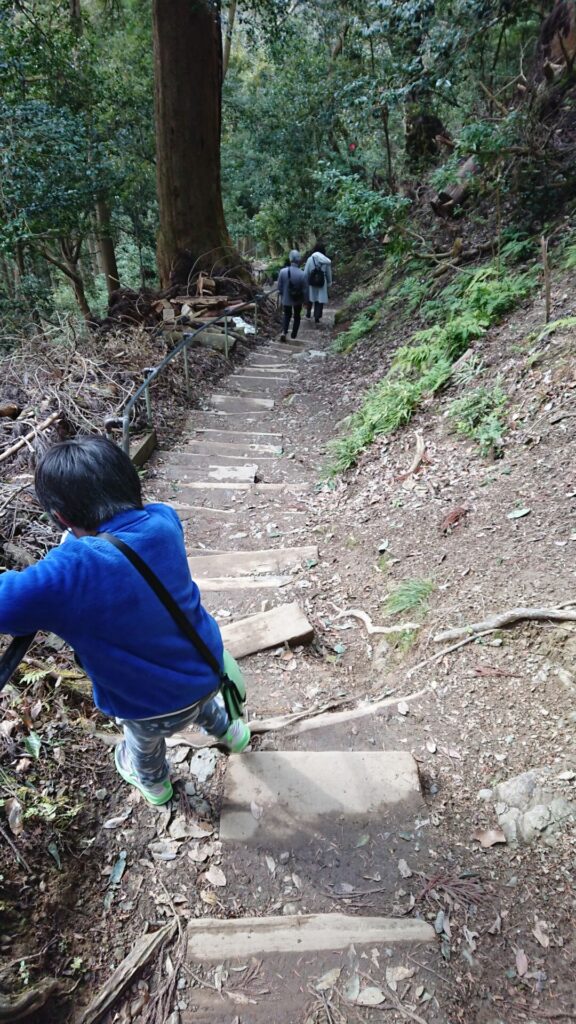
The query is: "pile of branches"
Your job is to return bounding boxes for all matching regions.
[102,268,260,331]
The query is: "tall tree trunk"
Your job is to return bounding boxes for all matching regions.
[69,0,83,35]
[152,0,245,287]
[95,198,120,295]
[223,0,237,79]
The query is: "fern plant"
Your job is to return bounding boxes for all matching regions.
[448,385,507,456]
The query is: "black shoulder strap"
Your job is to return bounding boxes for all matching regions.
[100,533,222,677]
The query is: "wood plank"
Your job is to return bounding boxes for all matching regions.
[221,602,313,658]
[188,545,318,577]
[208,394,274,412]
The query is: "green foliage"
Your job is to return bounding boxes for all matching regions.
[332,301,383,353]
[315,166,411,238]
[384,578,434,616]
[535,316,576,342]
[448,385,508,456]
[328,258,535,473]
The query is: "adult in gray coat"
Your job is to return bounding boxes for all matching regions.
[276,250,307,341]
[304,244,332,323]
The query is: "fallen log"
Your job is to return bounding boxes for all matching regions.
[431,156,480,218]
[433,604,576,644]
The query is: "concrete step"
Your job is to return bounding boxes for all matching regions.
[178,440,283,457]
[161,462,258,483]
[186,424,282,445]
[184,912,434,961]
[188,545,318,578]
[220,750,422,844]
[208,394,274,413]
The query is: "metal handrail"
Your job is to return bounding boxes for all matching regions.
[118,288,274,455]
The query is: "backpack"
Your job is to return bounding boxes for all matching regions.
[287,268,306,303]
[309,258,325,288]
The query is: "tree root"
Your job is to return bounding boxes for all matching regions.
[0,979,62,1022]
[433,605,576,644]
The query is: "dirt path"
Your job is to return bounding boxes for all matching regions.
[1,298,574,1024]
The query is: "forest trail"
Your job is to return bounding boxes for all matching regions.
[139,313,439,1023]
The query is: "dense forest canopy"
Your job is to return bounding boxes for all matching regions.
[0,0,575,328]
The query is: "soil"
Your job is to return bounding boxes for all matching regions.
[0,273,575,1024]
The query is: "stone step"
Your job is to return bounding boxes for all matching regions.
[188,545,318,578]
[241,364,297,374]
[244,357,295,369]
[184,913,434,962]
[220,751,422,844]
[208,394,274,413]
[220,601,313,658]
[172,503,236,521]
[186,412,276,430]
[179,440,283,457]
[187,425,282,444]
[161,462,258,483]
[195,575,292,591]
[226,378,291,394]
[233,372,293,383]
[166,451,275,467]
[159,482,306,509]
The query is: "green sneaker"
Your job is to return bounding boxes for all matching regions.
[114,744,173,806]
[220,719,251,753]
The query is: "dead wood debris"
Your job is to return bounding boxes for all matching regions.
[396,430,426,482]
[75,920,177,1024]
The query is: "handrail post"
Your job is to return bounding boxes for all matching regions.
[183,344,191,397]
[144,381,153,429]
[122,413,130,455]
[254,299,258,335]
[224,315,229,359]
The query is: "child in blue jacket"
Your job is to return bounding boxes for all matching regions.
[0,436,250,806]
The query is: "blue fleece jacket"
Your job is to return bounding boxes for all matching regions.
[0,504,223,720]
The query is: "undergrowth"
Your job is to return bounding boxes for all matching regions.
[332,301,383,353]
[447,384,507,457]
[384,578,434,616]
[328,258,536,473]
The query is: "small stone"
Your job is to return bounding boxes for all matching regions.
[279,851,290,864]
[189,748,219,783]
[477,789,493,802]
[95,788,108,801]
[282,902,299,915]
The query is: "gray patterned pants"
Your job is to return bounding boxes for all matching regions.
[117,692,229,784]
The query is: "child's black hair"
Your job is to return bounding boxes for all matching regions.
[35,436,143,530]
